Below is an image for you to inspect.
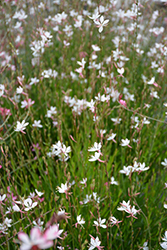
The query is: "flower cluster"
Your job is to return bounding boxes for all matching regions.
[117,200,140,219]
[120,161,149,176]
[88,142,104,162]
[47,141,71,161]
[0,217,12,234]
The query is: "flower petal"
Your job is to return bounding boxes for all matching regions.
[30,227,41,241]
[99,26,103,33]
[18,232,30,244]
[38,240,53,249]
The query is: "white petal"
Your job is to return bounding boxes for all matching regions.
[18,232,30,244]
[20,243,32,250]
[38,240,53,249]
[30,227,41,241]
[99,26,103,33]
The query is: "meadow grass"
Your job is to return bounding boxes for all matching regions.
[0,0,167,249]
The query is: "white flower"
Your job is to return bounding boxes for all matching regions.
[142,117,150,125]
[88,142,102,152]
[93,115,99,122]
[0,223,8,234]
[95,93,108,102]
[137,163,149,172]
[80,178,87,185]
[88,12,100,21]
[4,218,12,227]
[32,120,43,128]
[120,166,132,176]
[92,192,101,203]
[120,138,132,148]
[5,207,12,214]
[94,15,109,33]
[77,215,85,227]
[89,152,101,162]
[57,182,69,193]
[111,117,121,125]
[92,45,101,51]
[93,217,107,228]
[83,194,92,204]
[13,9,27,20]
[110,216,122,226]
[88,236,102,250]
[142,241,149,250]
[150,90,159,99]
[144,103,151,109]
[117,67,124,75]
[15,120,29,133]
[164,204,167,209]
[16,86,23,94]
[46,106,57,118]
[107,133,116,142]
[161,159,167,168]
[110,176,118,185]
[77,58,86,68]
[32,218,44,230]
[21,99,34,109]
[49,141,71,161]
[35,189,44,197]
[160,231,167,249]
[29,77,39,86]
[24,198,38,211]
[117,200,140,218]
[12,204,20,212]
[147,77,155,85]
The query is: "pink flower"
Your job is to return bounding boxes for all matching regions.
[119,99,127,107]
[18,227,53,250]
[18,224,63,250]
[0,108,11,119]
[43,224,63,241]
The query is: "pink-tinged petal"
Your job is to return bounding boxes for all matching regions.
[98,159,105,163]
[18,232,30,244]
[38,240,53,249]
[30,227,41,241]
[44,225,63,240]
[20,243,32,250]
[21,130,26,134]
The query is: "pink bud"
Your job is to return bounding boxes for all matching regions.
[119,99,127,107]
